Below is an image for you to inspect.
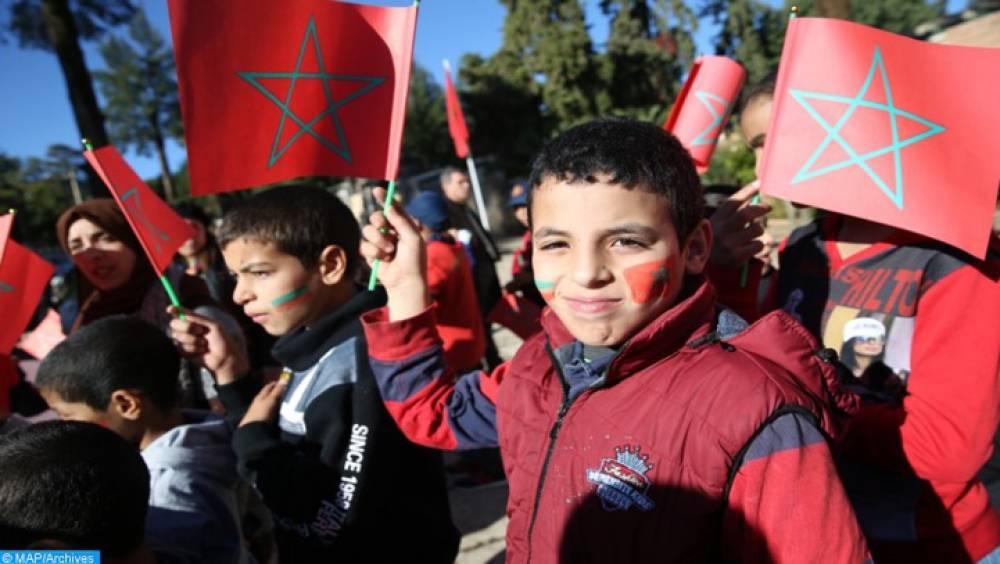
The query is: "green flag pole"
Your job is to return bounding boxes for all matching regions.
[81,138,185,318]
[367,0,420,292]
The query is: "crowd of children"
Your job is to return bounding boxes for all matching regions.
[0,71,997,564]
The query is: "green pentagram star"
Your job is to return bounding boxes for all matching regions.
[789,46,946,209]
[690,91,730,146]
[238,17,386,168]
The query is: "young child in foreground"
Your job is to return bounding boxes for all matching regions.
[35,315,266,564]
[168,186,458,562]
[360,118,870,563]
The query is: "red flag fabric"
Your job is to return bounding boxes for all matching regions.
[664,56,745,173]
[760,17,1000,258]
[0,212,11,264]
[0,241,55,355]
[444,62,470,159]
[168,0,418,196]
[84,146,196,274]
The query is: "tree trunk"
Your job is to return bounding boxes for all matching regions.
[151,120,175,202]
[40,0,110,194]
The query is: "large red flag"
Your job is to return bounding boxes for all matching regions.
[0,240,55,355]
[169,0,418,196]
[760,17,1000,258]
[84,146,196,274]
[664,56,746,173]
[443,61,470,159]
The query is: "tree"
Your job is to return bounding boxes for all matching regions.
[599,0,697,122]
[399,63,453,173]
[0,148,77,246]
[3,0,135,162]
[93,9,182,201]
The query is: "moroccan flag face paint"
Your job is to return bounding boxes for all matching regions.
[535,280,555,302]
[623,259,676,304]
[272,286,311,312]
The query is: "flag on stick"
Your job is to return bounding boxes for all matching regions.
[84,146,195,274]
[443,60,470,159]
[664,56,746,173]
[168,0,418,196]
[760,17,1000,258]
[0,239,55,355]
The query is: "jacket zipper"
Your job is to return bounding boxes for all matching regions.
[524,345,573,563]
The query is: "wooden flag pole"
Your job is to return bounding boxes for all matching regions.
[82,138,185,318]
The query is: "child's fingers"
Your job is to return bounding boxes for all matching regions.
[372,186,388,207]
[360,240,393,265]
[383,199,420,241]
[361,224,396,255]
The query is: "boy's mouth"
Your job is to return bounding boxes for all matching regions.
[563,297,621,316]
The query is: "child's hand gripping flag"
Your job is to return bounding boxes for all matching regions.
[168,0,418,196]
[0,212,55,355]
[760,17,1000,258]
[83,146,195,275]
[664,56,746,173]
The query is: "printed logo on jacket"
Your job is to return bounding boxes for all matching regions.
[586,445,656,512]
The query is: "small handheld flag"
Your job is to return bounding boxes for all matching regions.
[168,0,418,196]
[0,237,55,355]
[665,56,746,173]
[760,17,1000,258]
[444,60,470,159]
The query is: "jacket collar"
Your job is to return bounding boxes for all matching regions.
[272,285,386,371]
[541,278,717,383]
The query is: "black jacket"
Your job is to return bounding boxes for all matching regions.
[217,288,458,563]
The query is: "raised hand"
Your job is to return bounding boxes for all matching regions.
[168,306,249,385]
[708,181,773,268]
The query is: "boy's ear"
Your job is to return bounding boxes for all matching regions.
[109,389,144,422]
[682,219,713,276]
[317,244,349,285]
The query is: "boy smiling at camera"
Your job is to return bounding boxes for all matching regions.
[168,186,458,563]
[360,119,869,563]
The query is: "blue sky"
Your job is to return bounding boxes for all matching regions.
[0,0,962,179]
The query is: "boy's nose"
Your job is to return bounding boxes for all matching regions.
[232,279,253,306]
[570,250,610,287]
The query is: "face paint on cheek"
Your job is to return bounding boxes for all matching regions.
[623,258,677,304]
[534,279,556,302]
[271,286,311,312]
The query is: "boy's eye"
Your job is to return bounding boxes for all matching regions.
[537,240,568,251]
[250,270,271,279]
[611,237,647,249]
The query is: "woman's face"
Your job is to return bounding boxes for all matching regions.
[66,218,138,291]
[853,336,885,358]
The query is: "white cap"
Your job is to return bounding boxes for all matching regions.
[843,317,886,341]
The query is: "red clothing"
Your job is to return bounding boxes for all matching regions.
[511,230,532,278]
[363,281,869,562]
[714,217,1000,562]
[426,238,485,371]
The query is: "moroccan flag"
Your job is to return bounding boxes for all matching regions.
[0,211,11,264]
[443,60,470,159]
[760,17,1000,258]
[665,56,746,173]
[0,240,55,355]
[168,0,418,196]
[84,146,196,274]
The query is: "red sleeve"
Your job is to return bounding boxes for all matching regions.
[362,305,504,450]
[425,242,452,301]
[842,264,1000,482]
[725,413,871,563]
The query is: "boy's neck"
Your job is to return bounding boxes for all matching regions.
[834,215,895,260]
[139,406,186,451]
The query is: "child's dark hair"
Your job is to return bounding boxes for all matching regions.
[527,118,703,241]
[739,71,777,114]
[36,315,181,412]
[217,185,361,274]
[0,420,150,553]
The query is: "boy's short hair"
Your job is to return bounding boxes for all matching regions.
[527,118,703,241]
[739,71,777,114]
[0,420,150,553]
[217,185,361,273]
[36,315,181,412]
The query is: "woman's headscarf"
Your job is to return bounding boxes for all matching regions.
[55,199,157,332]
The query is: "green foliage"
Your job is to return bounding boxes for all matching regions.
[2,0,134,48]
[0,147,80,246]
[400,63,454,172]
